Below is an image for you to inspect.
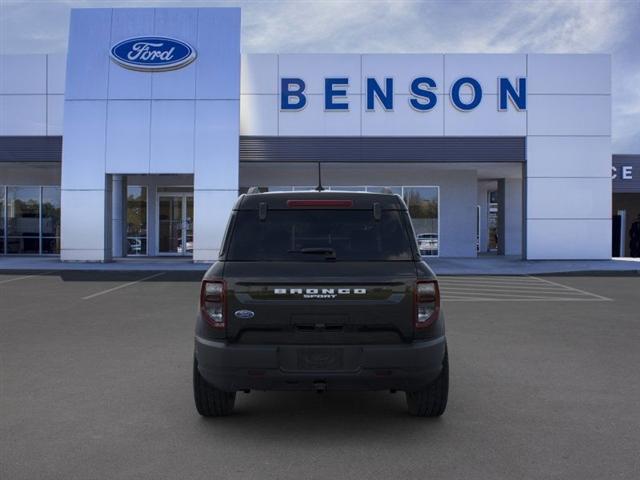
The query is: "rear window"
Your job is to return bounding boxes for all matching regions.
[226,210,415,261]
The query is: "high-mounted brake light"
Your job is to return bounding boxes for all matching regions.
[287,199,353,208]
[415,280,440,329]
[200,280,226,329]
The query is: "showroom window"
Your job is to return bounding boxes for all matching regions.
[41,187,61,254]
[126,186,147,256]
[262,185,439,256]
[0,186,61,255]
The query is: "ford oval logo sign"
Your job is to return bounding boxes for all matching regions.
[234,310,255,320]
[110,36,196,72]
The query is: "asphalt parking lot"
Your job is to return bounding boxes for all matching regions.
[1,271,639,480]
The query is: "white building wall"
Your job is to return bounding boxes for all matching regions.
[60,7,240,261]
[2,45,612,261]
[0,54,65,136]
[526,54,611,259]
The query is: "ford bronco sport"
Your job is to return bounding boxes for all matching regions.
[193,191,448,417]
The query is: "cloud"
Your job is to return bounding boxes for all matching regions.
[1,0,638,151]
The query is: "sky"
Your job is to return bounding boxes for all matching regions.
[1,0,639,152]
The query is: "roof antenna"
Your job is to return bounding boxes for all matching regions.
[315,162,325,192]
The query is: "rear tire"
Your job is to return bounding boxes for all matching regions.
[405,347,449,417]
[193,357,236,417]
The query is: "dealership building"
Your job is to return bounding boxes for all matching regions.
[0,7,637,262]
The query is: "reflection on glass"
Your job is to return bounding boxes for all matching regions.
[41,187,61,254]
[488,190,498,251]
[159,196,183,254]
[184,196,193,254]
[328,186,366,192]
[127,186,147,255]
[366,186,402,195]
[403,187,439,256]
[6,187,40,254]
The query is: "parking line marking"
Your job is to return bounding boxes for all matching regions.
[439,276,543,284]
[439,283,570,292]
[443,297,609,302]
[527,275,612,301]
[81,272,166,300]
[0,271,55,285]
[441,288,583,298]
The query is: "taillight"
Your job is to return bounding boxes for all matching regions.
[200,280,225,329]
[415,280,440,328]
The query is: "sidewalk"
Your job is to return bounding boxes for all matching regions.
[1,255,638,275]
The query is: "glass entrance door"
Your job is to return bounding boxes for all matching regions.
[158,194,193,255]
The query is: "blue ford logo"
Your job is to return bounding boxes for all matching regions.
[110,36,196,72]
[234,310,255,320]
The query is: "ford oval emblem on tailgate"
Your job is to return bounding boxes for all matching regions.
[234,310,255,319]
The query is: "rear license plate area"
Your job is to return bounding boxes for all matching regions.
[297,348,343,370]
[278,346,362,372]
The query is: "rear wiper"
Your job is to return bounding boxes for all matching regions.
[288,247,337,259]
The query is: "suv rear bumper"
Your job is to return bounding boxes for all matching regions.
[195,335,446,392]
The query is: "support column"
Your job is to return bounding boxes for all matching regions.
[504,177,523,256]
[496,178,523,257]
[497,180,506,255]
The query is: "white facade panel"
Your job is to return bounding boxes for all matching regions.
[504,178,523,256]
[193,189,238,261]
[528,54,610,94]
[279,94,361,136]
[527,177,611,220]
[195,8,241,100]
[107,8,154,100]
[60,189,106,260]
[527,219,611,260]
[47,95,64,135]
[527,136,611,178]
[61,100,107,189]
[0,55,46,94]
[444,54,526,94]
[195,100,240,190]
[362,95,444,136]
[241,54,278,94]
[0,95,46,135]
[240,94,278,136]
[528,95,611,136]
[47,54,67,94]
[149,100,195,173]
[105,100,151,173]
[151,8,198,99]
[444,94,526,136]
[65,9,112,100]
[279,54,362,95]
[361,54,444,94]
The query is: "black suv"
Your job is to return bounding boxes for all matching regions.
[193,191,448,417]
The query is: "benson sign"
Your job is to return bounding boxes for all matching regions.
[280,77,527,112]
[110,36,197,72]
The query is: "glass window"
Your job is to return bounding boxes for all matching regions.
[41,187,61,254]
[6,187,40,254]
[226,210,414,262]
[366,186,403,195]
[403,187,439,257]
[327,186,366,192]
[127,186,147,255]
